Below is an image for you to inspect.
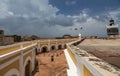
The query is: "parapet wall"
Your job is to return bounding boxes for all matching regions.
[66,38,120,76]
[0,43,37,76]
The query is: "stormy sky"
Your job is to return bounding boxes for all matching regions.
[0,0,120,38]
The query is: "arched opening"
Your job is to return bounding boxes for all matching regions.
[51,46,55,50]
[25,61,31,76]
[64,44,67,48]
[41,46,48,53]
[58,45,62,50]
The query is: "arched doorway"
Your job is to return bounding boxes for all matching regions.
[51,46,55,50]
[58,45,62,50]
[25,61,31,76]
[41,46,48,53]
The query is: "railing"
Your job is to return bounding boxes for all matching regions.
[0,41,37,57]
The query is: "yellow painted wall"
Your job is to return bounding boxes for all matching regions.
[67,48,77,65]
[0,45,20,55]
[23,47,32,53]
[0,43,36,76]
[83,65,93,76]
[0,53,20,65]
[23,51,32,63]
[0,60,20,76]
[23,43,32,48]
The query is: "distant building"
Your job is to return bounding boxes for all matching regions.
[22,35,39,41]
[3,35,14,45]
[13,35,21,42]
[0,30,4,45]
[0,30,22,45]
[63,34,72,39]
[107,18,119,38]
[22,35,31,41]
[31,35,39,40]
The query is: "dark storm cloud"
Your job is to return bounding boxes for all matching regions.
[0,16,74,37]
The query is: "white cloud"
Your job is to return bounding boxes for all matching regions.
[95,16,99,19]
[0,0,59,19]
[107,9,120,23]
[8,11,14,16]
[65,1,76,5]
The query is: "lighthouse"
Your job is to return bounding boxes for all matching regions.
[107,18,119,38]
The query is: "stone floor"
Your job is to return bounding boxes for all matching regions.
[34,50,68,76]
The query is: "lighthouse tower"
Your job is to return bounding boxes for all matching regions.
[107,18,119,38]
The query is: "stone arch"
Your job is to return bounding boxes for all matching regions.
[41,45,48,53]
[50,45,56,51]
[64,44,67,48]
[25,60,31,76]
[58,44,62,50]
[24,56,32,68]
[4,68,20,76]
[24,56,32,76]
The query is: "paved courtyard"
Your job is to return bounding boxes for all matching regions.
[34,50,68,76]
